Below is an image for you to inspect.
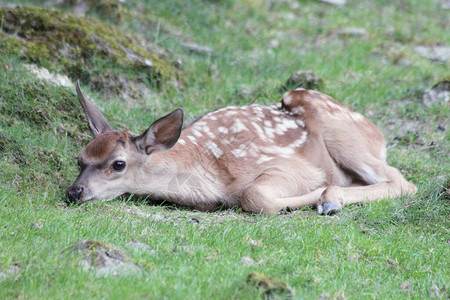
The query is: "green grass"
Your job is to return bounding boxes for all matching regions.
[0,0,449,298]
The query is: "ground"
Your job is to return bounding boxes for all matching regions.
[0,0,449,299]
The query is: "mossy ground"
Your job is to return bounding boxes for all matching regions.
[0,0,449,299]
[0,6,179,96]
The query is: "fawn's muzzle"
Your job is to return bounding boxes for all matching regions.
[66,185,84,203]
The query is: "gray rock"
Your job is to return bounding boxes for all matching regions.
[414,46,450,63]
[31,222,43,230]
[319,0,346,6]
[423,79,450,107]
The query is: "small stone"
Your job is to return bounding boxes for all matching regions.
[31,222,43,230]
[336,27,366,37]
[269,39,280,48]
[423,78,450,107]
[319,292,331,299]
[401,281,412,291]
[319,0,346,6]
[144,59,153,67]
[387,259,398,268]
[414,46,450,63]
[4,64,9,71]
[241,256,255,266]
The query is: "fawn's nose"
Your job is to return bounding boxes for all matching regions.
[66,185,84,203]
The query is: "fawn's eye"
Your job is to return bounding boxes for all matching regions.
[112,161,126,171]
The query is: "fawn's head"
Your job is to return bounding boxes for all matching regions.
[66,81,183,203]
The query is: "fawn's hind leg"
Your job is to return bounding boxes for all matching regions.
[241,170,325,214]
[317,161,417,215]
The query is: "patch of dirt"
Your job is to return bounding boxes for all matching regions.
[0,263,21,281]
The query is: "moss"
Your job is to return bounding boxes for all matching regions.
[432,76,450,89]
[0,6,179,95]
[0,80,84,130]
[246,272,293,298]
[0,59,91,193]
[0,130,28,166]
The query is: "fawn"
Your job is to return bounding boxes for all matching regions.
[67,81,417,214]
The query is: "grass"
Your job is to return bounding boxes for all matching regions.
[0,0,449,298]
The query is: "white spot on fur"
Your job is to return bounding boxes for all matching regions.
[187,136,198,145]
[231,148,247,158]
[193,129,203,137]
[289,131,308,148]
[270,109,282,115]
[261,146,294,156]
[256,155,274,164]
[283,92,293,105]
[218,127,228,135]
[178,139,186,145]
[351,112,364,121]
[295,119,305,128]
[201,126,215,139]
[275,118,298,134]
[231,119,247,133]
[294,88,305,91]
[263,126,276,139]
[196,121,207,127]
[264,120,272,127]
[205,141,223,158]
[246,143,260,157]
[291,106,305,114]
[251,121,271,142]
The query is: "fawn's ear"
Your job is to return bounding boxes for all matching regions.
[134,108,184,155]
[76,80,114,136]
